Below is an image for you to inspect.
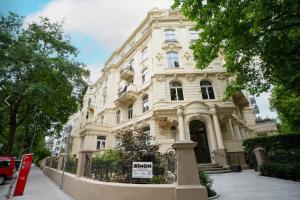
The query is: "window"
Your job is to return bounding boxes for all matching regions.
[88,98,92,106]
[128,104,133,119]
[129,59,134,71]
[165,29,176,42]
[171,126,177,140]
[86,111,89,119]
[96,136,106,150]
[0,160,10,168]
[142,68,150,83]
[143,126,151,145]
[141,47,148,61]
[116,110,120,124]
[167,51,180,68]
[200,80,215,100]
[170,81,184,101]
[142,95,149,112]
[189,29,199,41]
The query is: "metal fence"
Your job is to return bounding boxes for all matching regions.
[86,149,176,184]
[65,157,78,174]
[52,158,59,169]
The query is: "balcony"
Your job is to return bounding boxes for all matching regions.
[232,91,249,108]
[115,84,138,105]
[120,66,134,81]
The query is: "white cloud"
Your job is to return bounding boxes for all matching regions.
[25,0,173,49]
[86,63,103,84]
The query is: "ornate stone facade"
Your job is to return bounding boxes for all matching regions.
[67,9,263,166]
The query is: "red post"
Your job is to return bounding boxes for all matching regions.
[13,153,33,196]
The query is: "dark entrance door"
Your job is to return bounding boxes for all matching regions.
[189,120,211,163]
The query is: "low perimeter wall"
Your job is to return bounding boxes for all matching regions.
[43,167,207,200]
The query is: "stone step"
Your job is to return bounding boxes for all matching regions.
[197,163,219,167]
[205,169,231,174]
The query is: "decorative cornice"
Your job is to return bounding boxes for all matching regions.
[162,41,182,51]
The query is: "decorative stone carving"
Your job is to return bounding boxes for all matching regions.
[156,53,163,61]
[216,73,228,80]
[184,52,191,61]
[156,74,165,82]
[162,41,182,51]
[186,74,196,82]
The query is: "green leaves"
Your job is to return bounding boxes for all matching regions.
[0,13,89,155]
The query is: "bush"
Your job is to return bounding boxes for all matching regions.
[243,133,300,181]
[243,133,300,155]
[259,162,300,181]
[198,170,216,197]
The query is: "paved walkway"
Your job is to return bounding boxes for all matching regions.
[211,170,300,200]
[0,165,73,200]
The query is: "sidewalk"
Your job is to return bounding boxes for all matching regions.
[5,165,73,200]
[211,170,300,200]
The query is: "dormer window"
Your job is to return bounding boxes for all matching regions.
[165,29,176,42]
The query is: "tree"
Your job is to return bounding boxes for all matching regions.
[172,0,300,130]
[270,86,300,133]
[0,13,89,155]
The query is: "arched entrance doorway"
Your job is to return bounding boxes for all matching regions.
[189,120,211,163]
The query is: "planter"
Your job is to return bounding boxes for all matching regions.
[230,165,242,172]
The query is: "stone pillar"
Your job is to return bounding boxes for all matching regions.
[229,118,235,140]
[76,148,93,177]
[207,115,217,151]
[254,147,266,166]
[173,142,208,200]
[57,153,66,171]
[213,148,229,167]
[177,106,185,141]
[210,107,224,149]
[49,157,54,168]
[233,122,242,140]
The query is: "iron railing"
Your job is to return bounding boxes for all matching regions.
[65,157,78,174]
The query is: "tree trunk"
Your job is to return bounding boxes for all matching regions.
[6,111,17,156]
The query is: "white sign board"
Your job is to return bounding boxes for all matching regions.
[132,162,153,178]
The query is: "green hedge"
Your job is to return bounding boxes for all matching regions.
[259,162,300,181]
[243,134,300,181]
[243,133,300,154]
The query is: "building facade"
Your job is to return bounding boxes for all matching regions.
[68,9,263,166]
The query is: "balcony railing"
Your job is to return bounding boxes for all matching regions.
[115,84,138,105]
[120,65,134,81]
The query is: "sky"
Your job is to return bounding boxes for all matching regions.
[0,0,277,119]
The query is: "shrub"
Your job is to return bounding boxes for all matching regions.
[243,133,300,155]
[259,162,300,181]
[243,133,300,181]
[198,170,216,197]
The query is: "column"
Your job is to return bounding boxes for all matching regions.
[233,122,242,140]
[229,118,235,140]
[207,115,217,150]
[177,106,185,141]
[210,106,224,149]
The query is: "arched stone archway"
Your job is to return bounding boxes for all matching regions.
[189,120,211,163]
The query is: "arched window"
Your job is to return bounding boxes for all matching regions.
[142,94,149,113]
[165,29,176,42]
[116,110,120,124]
[170,81,184,101]
[167,51,179,68]
[128,104,133,119]
[200,80,215,100]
